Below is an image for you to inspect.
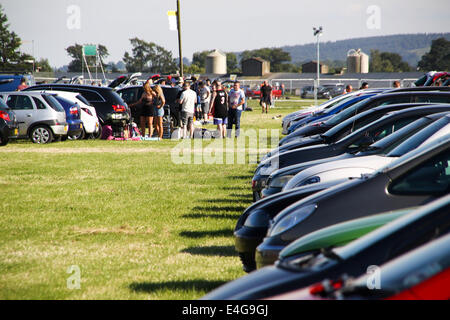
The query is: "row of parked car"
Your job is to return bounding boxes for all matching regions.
[202,84,450,300]
[0,77,183,145]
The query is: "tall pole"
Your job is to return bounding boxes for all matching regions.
[316,34,320,106]
[177,0,183,78]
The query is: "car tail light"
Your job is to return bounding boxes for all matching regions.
[309,279,344,296]
[312,121,324,127]
[252,180,256,189]
[69,106,78,115]
[81,108,93,116]
[113,105,126,113]
[0,110,11,121]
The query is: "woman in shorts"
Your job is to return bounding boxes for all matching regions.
[153,85,166,140]
[209,82,228,138]
[130,80,155,137]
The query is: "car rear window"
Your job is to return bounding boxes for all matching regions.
[42,95,65,112]
[75,94,91,106]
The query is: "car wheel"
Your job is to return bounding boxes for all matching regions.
[30,126,53,144]
[92,123,102,139]
[68,128,85,140]
[0,134,8,146]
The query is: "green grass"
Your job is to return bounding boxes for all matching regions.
[0,99,324,300]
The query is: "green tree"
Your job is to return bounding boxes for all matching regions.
[35,58,53,72]
[0,4,24,70]
[369,50,412,72]
[123,38,177,74]
[226,52,240,74]
[191,50,212,69]
[418,37,450,71]
[66,43,109,72]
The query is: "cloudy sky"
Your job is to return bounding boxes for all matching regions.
[2,0,449,68]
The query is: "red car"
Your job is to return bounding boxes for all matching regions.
[245,85,282,100]
[267,230,450,300]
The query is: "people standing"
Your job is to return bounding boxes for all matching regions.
[199,81,211,124]
[360,82,369,90]
[227,81,246,138]
[179,82,197,139]
[209,81,228,139]
[344,85,353,94]
[153,85,166,140]
[393,81,401,88]
[260,80,272,114]
[129,80,155,138]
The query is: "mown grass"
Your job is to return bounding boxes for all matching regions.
[0,99,324,300]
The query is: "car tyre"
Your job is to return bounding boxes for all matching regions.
[30,126,53,144]
[92,123,102,139]
[0,134,8,146]
[68,128,85,140]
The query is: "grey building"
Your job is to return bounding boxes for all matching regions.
[302,61,329,74]
[242,57,270,76]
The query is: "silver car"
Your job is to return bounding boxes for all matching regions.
[0,92,68,144]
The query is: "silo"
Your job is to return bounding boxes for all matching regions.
[205,49,227,75]
[347,49,361,74]
[360,51,369,74]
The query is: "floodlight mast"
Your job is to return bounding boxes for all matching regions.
[313,26,323,106]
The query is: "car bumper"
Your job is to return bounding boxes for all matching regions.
[3,124,19,139]
[261,186,283,199]
[255,243,284,269]
[68,122,83,136]
[51,124,69,136]
[235,226,269,272]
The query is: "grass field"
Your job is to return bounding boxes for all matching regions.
[0,99,324,300]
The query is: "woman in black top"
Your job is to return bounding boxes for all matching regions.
[209,82,228,138]
[129,80,155,137]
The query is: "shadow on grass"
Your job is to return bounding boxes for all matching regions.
[228,193,252,199]
[180,229,234,238]
[129,280,227,294]
[182,213,240,220]
[181,245,237,257]
[201,199,250,204]
[228,175,253,180]
[192,205,247,213]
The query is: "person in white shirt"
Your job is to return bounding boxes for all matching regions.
[179,82,197,139]
[227,81,246,138]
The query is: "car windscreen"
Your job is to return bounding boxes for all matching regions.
[323,96,374,125]
[387,116,450,157]
[42,95,65,112]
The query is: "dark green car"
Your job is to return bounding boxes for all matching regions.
[256,208,414,269]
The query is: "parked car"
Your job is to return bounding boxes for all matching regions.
[321,84,345,98]
[0,74,35,92]
[37,91,100,139]
[268,229,450,300]
[0,97,18,146]
[283,113,450,191]
[286,93,378,135]
[282,91,450,145]
[51,95,83,140]
[253,104,450,201]
[117,85,181,131]
[301,86,331,99]
[202,194,450,300]
[257,133,450,268]
[262,112,449,198]
[0,91,68,144]
[24,84,130,135]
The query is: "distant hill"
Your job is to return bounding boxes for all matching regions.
[279,33,450,67]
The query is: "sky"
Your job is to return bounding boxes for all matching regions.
[2,0,450,68]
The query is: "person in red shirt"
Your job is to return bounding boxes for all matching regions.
[17,78,29,91]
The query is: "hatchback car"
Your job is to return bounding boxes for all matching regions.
[0,97,18,146]
[0,91,68,144]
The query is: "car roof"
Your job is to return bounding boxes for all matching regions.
[0,91,52,97]
[27,84,114,92]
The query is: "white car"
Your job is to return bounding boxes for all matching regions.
[283,116,450,190]
[33,90,100,139]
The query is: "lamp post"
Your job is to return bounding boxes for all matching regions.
[313,26,323,106]
[176,0,183,78]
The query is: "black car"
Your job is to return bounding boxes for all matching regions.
[238,112,450,272]
[0,97,18,146]
[280,91,450,146]
[262,111,450,198]
[24,84,130,134]
[253,104,450,200]
[202,194,450,300]
[256,133,450,268]
[117,85,181,130]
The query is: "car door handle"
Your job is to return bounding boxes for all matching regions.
[27,114,32,117]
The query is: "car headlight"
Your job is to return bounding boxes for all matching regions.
[270,175,294,188]
[269,204,317,237]
[244,210,271,228]
[298,176,321,187]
